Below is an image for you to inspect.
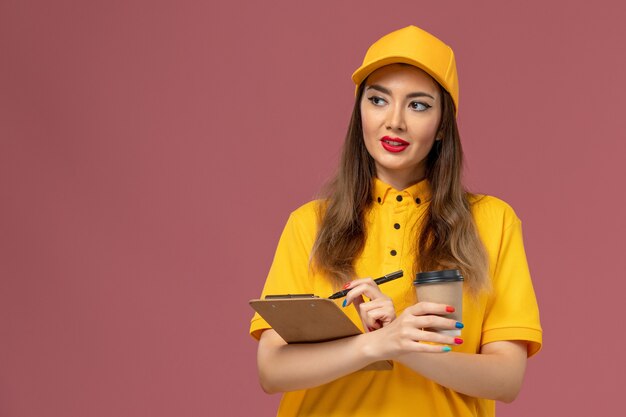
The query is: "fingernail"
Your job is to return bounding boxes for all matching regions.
[342,299,347,307]
[342,282,351,289]
[455,322,464,329]
[442,346,452,352]
[454,338,463,345]
[446,306,455,313]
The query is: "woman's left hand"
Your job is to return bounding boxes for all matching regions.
[342,278,396,332]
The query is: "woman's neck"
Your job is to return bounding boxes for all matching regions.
[375,168,426,191]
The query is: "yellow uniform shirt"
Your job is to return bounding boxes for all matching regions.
[250,178,542,417]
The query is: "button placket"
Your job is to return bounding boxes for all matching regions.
[387,192,409,262]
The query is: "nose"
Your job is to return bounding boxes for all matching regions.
[385,103,406,131]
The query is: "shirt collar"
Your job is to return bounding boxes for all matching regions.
[373,177,432,205]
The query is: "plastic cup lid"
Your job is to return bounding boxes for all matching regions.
[413,269,464,285]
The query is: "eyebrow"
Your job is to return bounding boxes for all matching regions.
[366,84,436,100]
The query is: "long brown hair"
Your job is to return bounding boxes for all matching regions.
[311,81,490,296]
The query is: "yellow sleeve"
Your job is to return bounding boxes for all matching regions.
[481,217,543,357]
[249,204,318,340]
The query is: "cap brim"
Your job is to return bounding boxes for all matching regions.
[352,56,449,98]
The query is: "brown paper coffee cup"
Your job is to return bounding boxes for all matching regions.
[413,269,463,336]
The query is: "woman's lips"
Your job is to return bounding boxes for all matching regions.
[380,136,409,153]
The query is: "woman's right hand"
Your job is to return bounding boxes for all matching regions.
[362,302,463,360]
[342,278,396,331]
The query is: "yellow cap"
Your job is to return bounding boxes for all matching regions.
[352,25,459,112]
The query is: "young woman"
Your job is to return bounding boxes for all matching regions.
[250,25,542,417]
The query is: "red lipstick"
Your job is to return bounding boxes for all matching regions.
[380,136,409,153]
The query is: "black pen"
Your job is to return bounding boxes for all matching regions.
[327,270,403,299]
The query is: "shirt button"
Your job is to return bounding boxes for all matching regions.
[415,197,421,204]
[390,250,397,256]
[377,197,382,203]
[394,223,400,229]
[396,195,403,202]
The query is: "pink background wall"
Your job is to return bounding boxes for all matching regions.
[2,0,625,416]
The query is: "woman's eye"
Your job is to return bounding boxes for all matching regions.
[410,101,431,111]
[367,96,386,106]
